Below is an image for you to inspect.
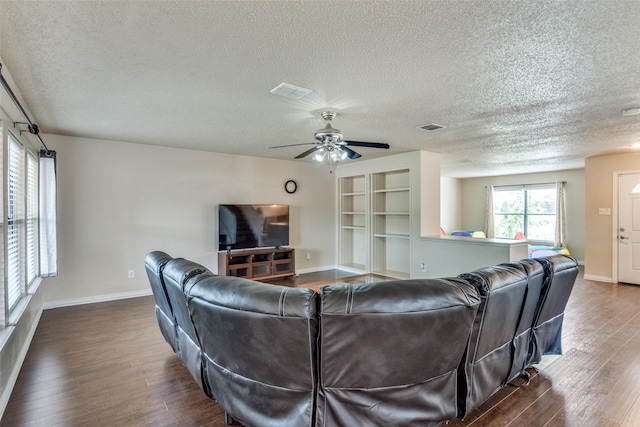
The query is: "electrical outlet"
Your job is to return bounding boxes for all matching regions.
[128,270,135,279]
[598,207,611,215]
[306,253,311,261]
[420,263,426,272]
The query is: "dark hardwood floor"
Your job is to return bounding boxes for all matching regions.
[4,268,640,426]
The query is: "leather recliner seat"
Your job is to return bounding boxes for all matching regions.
[161,257,211,394]
[144,251,178,352]
[316,278,481,427]
[187,275,319,427]
[457,265,529,418]
[503,258,546,383]
[527,255,579,365]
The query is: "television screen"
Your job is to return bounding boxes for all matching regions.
[218,204,290,251]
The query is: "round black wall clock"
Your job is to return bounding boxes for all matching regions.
[285,180,297,194]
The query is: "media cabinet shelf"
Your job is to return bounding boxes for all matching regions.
[218,248,295,280]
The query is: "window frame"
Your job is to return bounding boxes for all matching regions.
[493,183,557,244]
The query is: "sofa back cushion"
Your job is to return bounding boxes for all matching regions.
[162,258,210,342]
[458,265,528,417]
[503,258,545,382]
[317,278,480,427]
[144,251,177,351]
[144,251,174,318]
[162,258,211,392]
[528,255,579,364]
[187,276,318,427]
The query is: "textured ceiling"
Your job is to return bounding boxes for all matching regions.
[1,0,639,177]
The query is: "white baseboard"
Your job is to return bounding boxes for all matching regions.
[583,274,613,283]
[43,288,153,310]
[0,305,43,417]
[295,265,342,275]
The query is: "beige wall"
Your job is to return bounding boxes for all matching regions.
[460,169,586,262]
[42,134,337,306]
[584,152,640,282]
[440,177,462,234]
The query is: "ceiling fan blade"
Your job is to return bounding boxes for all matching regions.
[295,146,321,159]
[341,146,361,160]
[343,140,390,149]
[269,142,316,149]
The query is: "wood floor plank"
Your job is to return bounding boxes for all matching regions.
[4,268,640,426]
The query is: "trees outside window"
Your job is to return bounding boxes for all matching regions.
[494,185,556,242]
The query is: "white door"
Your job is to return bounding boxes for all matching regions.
[618,173,640,284]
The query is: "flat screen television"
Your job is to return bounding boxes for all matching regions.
[218,204,290,251]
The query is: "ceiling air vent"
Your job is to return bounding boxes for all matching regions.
[270,82,313,100]
[417,123,446,132]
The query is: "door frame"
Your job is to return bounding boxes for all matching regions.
[612,170,640,284]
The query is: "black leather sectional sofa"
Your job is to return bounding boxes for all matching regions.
[145,252,578,427]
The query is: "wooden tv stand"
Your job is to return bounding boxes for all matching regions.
[218,248,295,280]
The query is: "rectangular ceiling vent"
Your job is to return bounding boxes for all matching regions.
[417,123,446,132]
[270,82,313,100]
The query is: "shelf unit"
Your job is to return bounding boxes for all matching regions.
[371,169,411,279]
[338,174,367,271]
[218,248,295,280]
[337,168,411,279]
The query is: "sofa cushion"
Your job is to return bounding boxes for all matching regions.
[528,255,579,364]
[458,264,528,417]
[144,251,177,352]
[500,258,545,383]
[317,278,480,427]
[162,258,211,393]
[187,275,318,427]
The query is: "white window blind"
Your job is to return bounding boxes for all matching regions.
[7,134,25,311]
[26,151,38,285]
[0,120,4,325]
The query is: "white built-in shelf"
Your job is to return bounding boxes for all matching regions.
[343,225,366,230]
[374,233,410,239]
[373,187,410,193]
[373,211,410,216]
[342,192,366,196]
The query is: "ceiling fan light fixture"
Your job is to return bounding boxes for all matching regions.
[313,147,327,162]
[315,123,343,143]
[330,147,348,162]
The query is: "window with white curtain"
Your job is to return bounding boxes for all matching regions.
[26,151,39,285]
[0,77,57,327]
[7,133,25,311]
[493,183,557,243]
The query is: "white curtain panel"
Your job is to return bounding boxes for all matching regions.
[555,181,567,248]
[485,186,495,238]
[39,151,57,277]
